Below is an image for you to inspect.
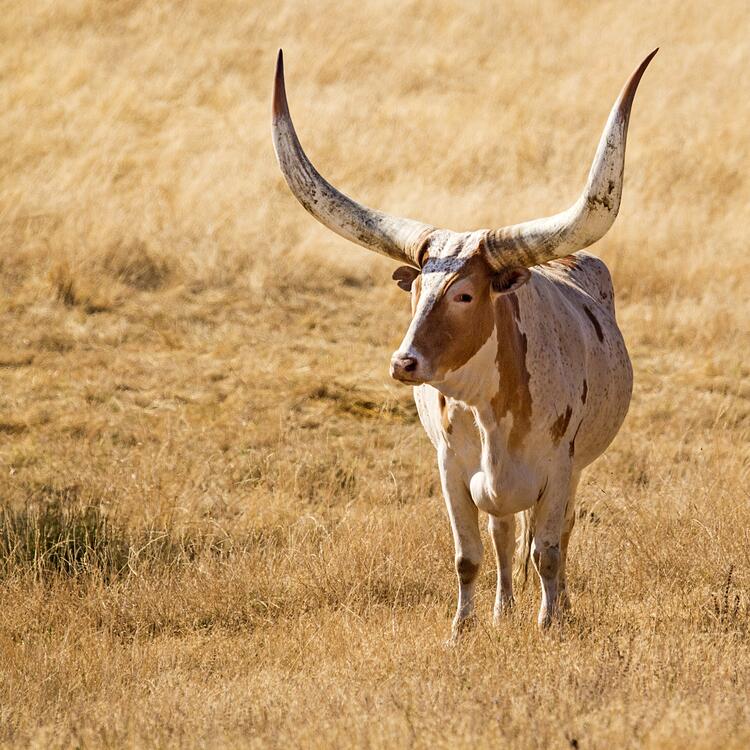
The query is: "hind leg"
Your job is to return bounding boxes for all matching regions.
[558,473,580,611]
[488,513,515,622]
[532,465,573,628]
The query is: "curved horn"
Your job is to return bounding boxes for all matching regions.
[272,50,434,267]
[484,49,658,269]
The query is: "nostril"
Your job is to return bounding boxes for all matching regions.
[403,357,417,372]
[391,353,422,380]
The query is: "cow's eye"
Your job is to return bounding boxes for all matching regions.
[454,293,473,303]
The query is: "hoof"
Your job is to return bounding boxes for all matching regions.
[444,635,459,649]
[446,615,475,645]
[493,598,515,625]
[537,606,555,630]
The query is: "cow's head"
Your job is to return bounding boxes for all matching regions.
[388,232,531,384]
[271,49,656,386]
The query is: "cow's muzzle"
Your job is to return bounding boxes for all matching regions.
[390,352,425,384]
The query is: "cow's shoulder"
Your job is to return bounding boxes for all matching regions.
[537,251,616,315]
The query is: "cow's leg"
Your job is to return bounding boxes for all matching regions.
[439,448,482,642]
[559,472,580,611]
[488,513,515,622]
[531,468,571,629]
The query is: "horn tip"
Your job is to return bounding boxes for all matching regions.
[634,47,659,78]
[617,48,658,113]
[273,49,288,119]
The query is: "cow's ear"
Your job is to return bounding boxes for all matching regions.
[392,265,420,292]
[491,266,531,296]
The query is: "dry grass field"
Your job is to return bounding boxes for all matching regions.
[1,1,749,747]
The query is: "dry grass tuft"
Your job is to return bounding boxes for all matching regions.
[0,495,129,579]
[1,1,749,748]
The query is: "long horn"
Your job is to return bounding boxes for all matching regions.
[272,50,434,267]
[484,49,658,269]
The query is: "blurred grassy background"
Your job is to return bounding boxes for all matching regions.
[2,1,749,298]
[0,1,748,748]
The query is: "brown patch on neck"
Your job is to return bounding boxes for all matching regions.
[581,379,588,404]
[550,404,573,445]
[583,304,604,342]
[491,294,532,452]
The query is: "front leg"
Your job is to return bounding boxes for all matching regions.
[438,445,482,642]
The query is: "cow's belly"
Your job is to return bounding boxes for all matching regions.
[569,323,633,470]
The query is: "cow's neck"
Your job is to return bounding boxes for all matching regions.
[436,327,499,406]
[435,317,532,477]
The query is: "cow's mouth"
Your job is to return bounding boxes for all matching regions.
[392,374,426,386]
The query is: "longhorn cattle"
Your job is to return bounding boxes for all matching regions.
[272,49,655,636]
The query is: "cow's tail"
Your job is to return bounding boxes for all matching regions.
[514,508,535,590]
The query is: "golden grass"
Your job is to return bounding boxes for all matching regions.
[1,1,749,747]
